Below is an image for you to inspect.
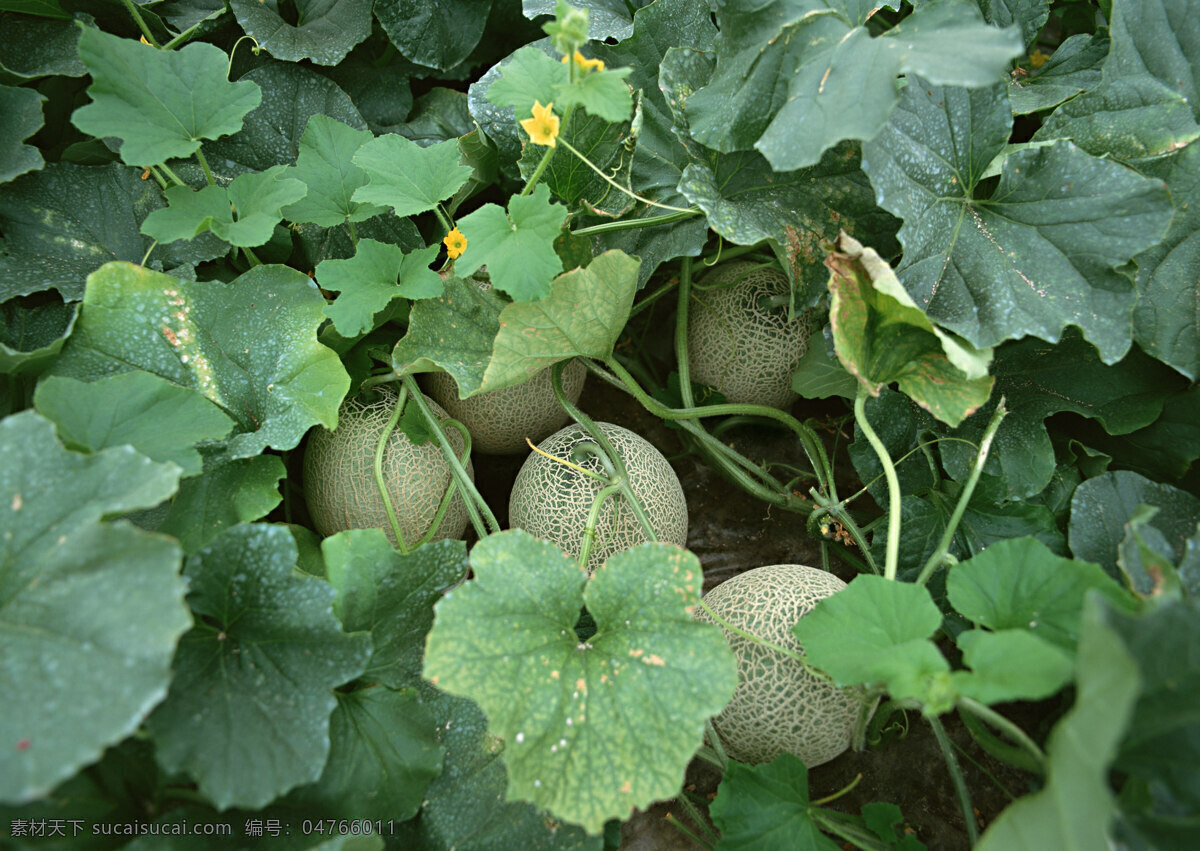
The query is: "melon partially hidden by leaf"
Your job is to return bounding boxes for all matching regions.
[508,422,687,574]
[424,359,586,455]
[303,387,472,547]
[687,262,812,409]
[695,564,862,766]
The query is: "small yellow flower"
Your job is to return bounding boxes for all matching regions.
[443,227,467,260]
[520,101,560,147]
[561,50,605,73]
[1028,48,1049,68]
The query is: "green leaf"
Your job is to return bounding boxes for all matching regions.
[980,0,1050,48]
[826,233,993,427]
[862,80,1173,363]
[454,184,567,301]
[0,162,217,303]
[1069,471,1200,582]
[947,537,1132,651]
[317,241,441,338]
[282,114,387,227]
[792,575,948,704]
[1034,0,1200,160]
[142,166,307,248]
[72,28,262,167]
[686,1,1022,171]
[481,250,638,392]
[791,333,858,400]
[205,62,369,177]
[952,629,1074,704]
[324,530,468,689]
[553,67,633,123]
[33,371,234,477]
[487,44,569,118]
[0,292,76,376]
[155,448,286,554]
[0,411,187,803]
[396,691,602,850]
[424,532,736,834]
[398,87,475,146]
[353,135,474,218]
[317,37,413,136]
[975,596,1140,850]
[0,14,85,79]
[709,754,841,851]
[51,262,350,459]
[146,524,370,810]
[290,686,444,821]
[1117,505,1187,599]
[1008,33,1108,115]
[522,0,636,41]
[376,0,492,71]
[516,105,634,216]
[0,84,44,182]
[228,0,372,66]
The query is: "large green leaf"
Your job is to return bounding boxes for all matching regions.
[395,691,602,850]
[486,43,569,119]
[424,532,736,834]
[147,524,371,809]
[51,262,350,459]
[976,597,1140,850]
[862,79,1173,363]
[947,537,1133,651]
[353,135,474,218]
[709,755,841,851]
[686,0,1022,171]
[0,84,44,182]
[376,0,492,71]
[979,0,1050,47]
[0,411,187,803]
[282,114,386,227]
[316,241,442,337]
[1069,471,1200,582]
[951,628,1074,704]
[324,530,468,689]
[0,163,218,303]
[72,28,262,167]
[454,183,568,302]
[1034,0,1200,160]
[826,232,993,427]
[228,0,372,66]
[792,575,949,705]
[317,36,413,137]
[516,106,634,216]
[1007,33,1108,115]
[290,686,444,821]
[0,292,76,375]
[0,13,85,79]
[33,371,234,477]
[522,0,638,41]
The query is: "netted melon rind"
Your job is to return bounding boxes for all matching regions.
[303,388,473,547]
[694,564,859,767]
[424,360,586,455]
[508,422,688,574]
[687,262,811,409]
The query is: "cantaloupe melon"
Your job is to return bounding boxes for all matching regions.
[695,564,860,766]
[687,262,812,409]
[423,359,586,455]
[508,422,687,574]
[303,387,473,547]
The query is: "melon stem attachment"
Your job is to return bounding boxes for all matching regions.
[524,438,610,484]
[570,441,616,480]
[374,383,411,555]
[854,388,901,580]
[579,483,623,573]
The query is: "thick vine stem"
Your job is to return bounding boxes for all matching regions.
[854,389,901,581]
[675,256,696,409]
[957,696,1045,773]
[195,148,215,186]
[928,714,980,846]
[120,0,159,46]
[578,483,623,573]
[374,383,411,554]
[400,375,500,538]
[413,419,475,548]
[915,399,1008,586]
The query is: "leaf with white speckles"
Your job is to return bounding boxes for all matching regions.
[424,531,737,834]
[50,262,350,459]
[0,411,188,804]
[228,0,372,67]
[146,523,371,810]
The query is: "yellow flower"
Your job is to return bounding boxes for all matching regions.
[1029,48,1049,68]
[561,50,605,73]
[520,101,560,147]
[443,227,467,260]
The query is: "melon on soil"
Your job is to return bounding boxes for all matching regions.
[687,261,812,409]
[303,387,473,547]
[695,564,861,767]
[423,359,586,455]
[508,421,687,574]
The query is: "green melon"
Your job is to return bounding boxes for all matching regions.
[508,422,688,574]
[303,387,473,547]
[424,359,587,455]
[687,262,812,409]
[695,564,861,766]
